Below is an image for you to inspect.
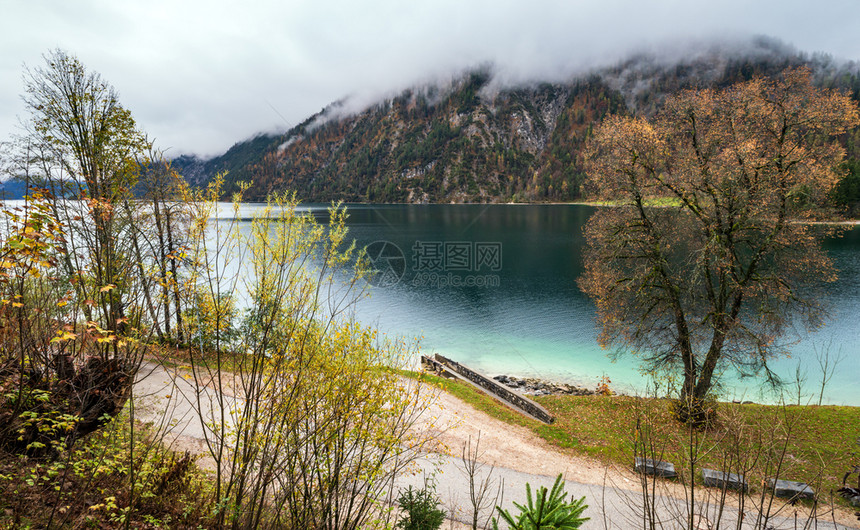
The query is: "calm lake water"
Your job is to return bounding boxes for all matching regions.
[10,198,852,403]
[328,203,860,406]
[228,202,859,405]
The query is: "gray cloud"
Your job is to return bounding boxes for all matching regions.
[1,0,859,157]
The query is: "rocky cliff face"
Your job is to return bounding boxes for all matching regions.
[179,73,625,203]
[174,41,860,205]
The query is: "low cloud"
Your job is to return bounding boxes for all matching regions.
[1,0,859,157]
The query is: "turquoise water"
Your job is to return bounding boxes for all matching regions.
[331,204,860,406]
[227,203,859,405]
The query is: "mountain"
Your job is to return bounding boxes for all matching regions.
[0,179,30,200]
[173,39,860,211]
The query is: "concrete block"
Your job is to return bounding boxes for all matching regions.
[768,478,815,500]
[701,468,748,492]
[634,457,677,478]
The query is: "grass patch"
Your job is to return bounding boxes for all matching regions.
[539,395,860,489]
[408,371,860,507]
[144,342,245,375]
[407,370,535,428]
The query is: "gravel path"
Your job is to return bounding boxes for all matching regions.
[132,361,859,529]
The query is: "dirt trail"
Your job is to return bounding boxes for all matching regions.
[419,386,633,488]
[134,362,859,528]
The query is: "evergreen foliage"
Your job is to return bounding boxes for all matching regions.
[395,484,446,530]
[182,48,860,213]
[492,474,589,530]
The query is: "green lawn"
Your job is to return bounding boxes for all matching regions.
[410,371,860,504]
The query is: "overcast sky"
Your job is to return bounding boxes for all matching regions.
[2,0,859,157]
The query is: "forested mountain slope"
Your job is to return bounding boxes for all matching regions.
[173,40,860,211]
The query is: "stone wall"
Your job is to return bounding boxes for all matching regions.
[429,354,555,424]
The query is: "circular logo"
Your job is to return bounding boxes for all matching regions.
[362,240,406,287]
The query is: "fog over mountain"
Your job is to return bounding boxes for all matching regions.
[164,40,859,211]
[2,0,860,156]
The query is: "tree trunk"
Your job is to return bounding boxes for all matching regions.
[166,209,184,343]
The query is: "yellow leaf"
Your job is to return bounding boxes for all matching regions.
[51,331,77,343]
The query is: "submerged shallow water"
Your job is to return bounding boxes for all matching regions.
[325,203,860,406]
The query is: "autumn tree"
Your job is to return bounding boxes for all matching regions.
[17,48,151,354]
[581,68,860,422]
[173,189,436,528]
[129,149,192,343]
[0,50,179,452]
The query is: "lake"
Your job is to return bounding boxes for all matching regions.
[8,198,854,403]
[220,202,859,404]
[317,203,858,406]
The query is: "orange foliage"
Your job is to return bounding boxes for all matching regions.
[580,68,860,411]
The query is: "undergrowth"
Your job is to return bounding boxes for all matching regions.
[0,411,211,529]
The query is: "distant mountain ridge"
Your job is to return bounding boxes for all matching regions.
[172,39,860,210]
[0,179,29,200]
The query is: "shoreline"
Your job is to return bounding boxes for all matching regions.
[491,374,597,396]
[193,198,860,225]
[485,372,860,408]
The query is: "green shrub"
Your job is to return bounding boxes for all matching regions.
[182,289,239,351]
[396,484,446,530]
[493,474,588,530]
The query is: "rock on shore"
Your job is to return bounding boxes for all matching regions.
[492,375,595,396]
